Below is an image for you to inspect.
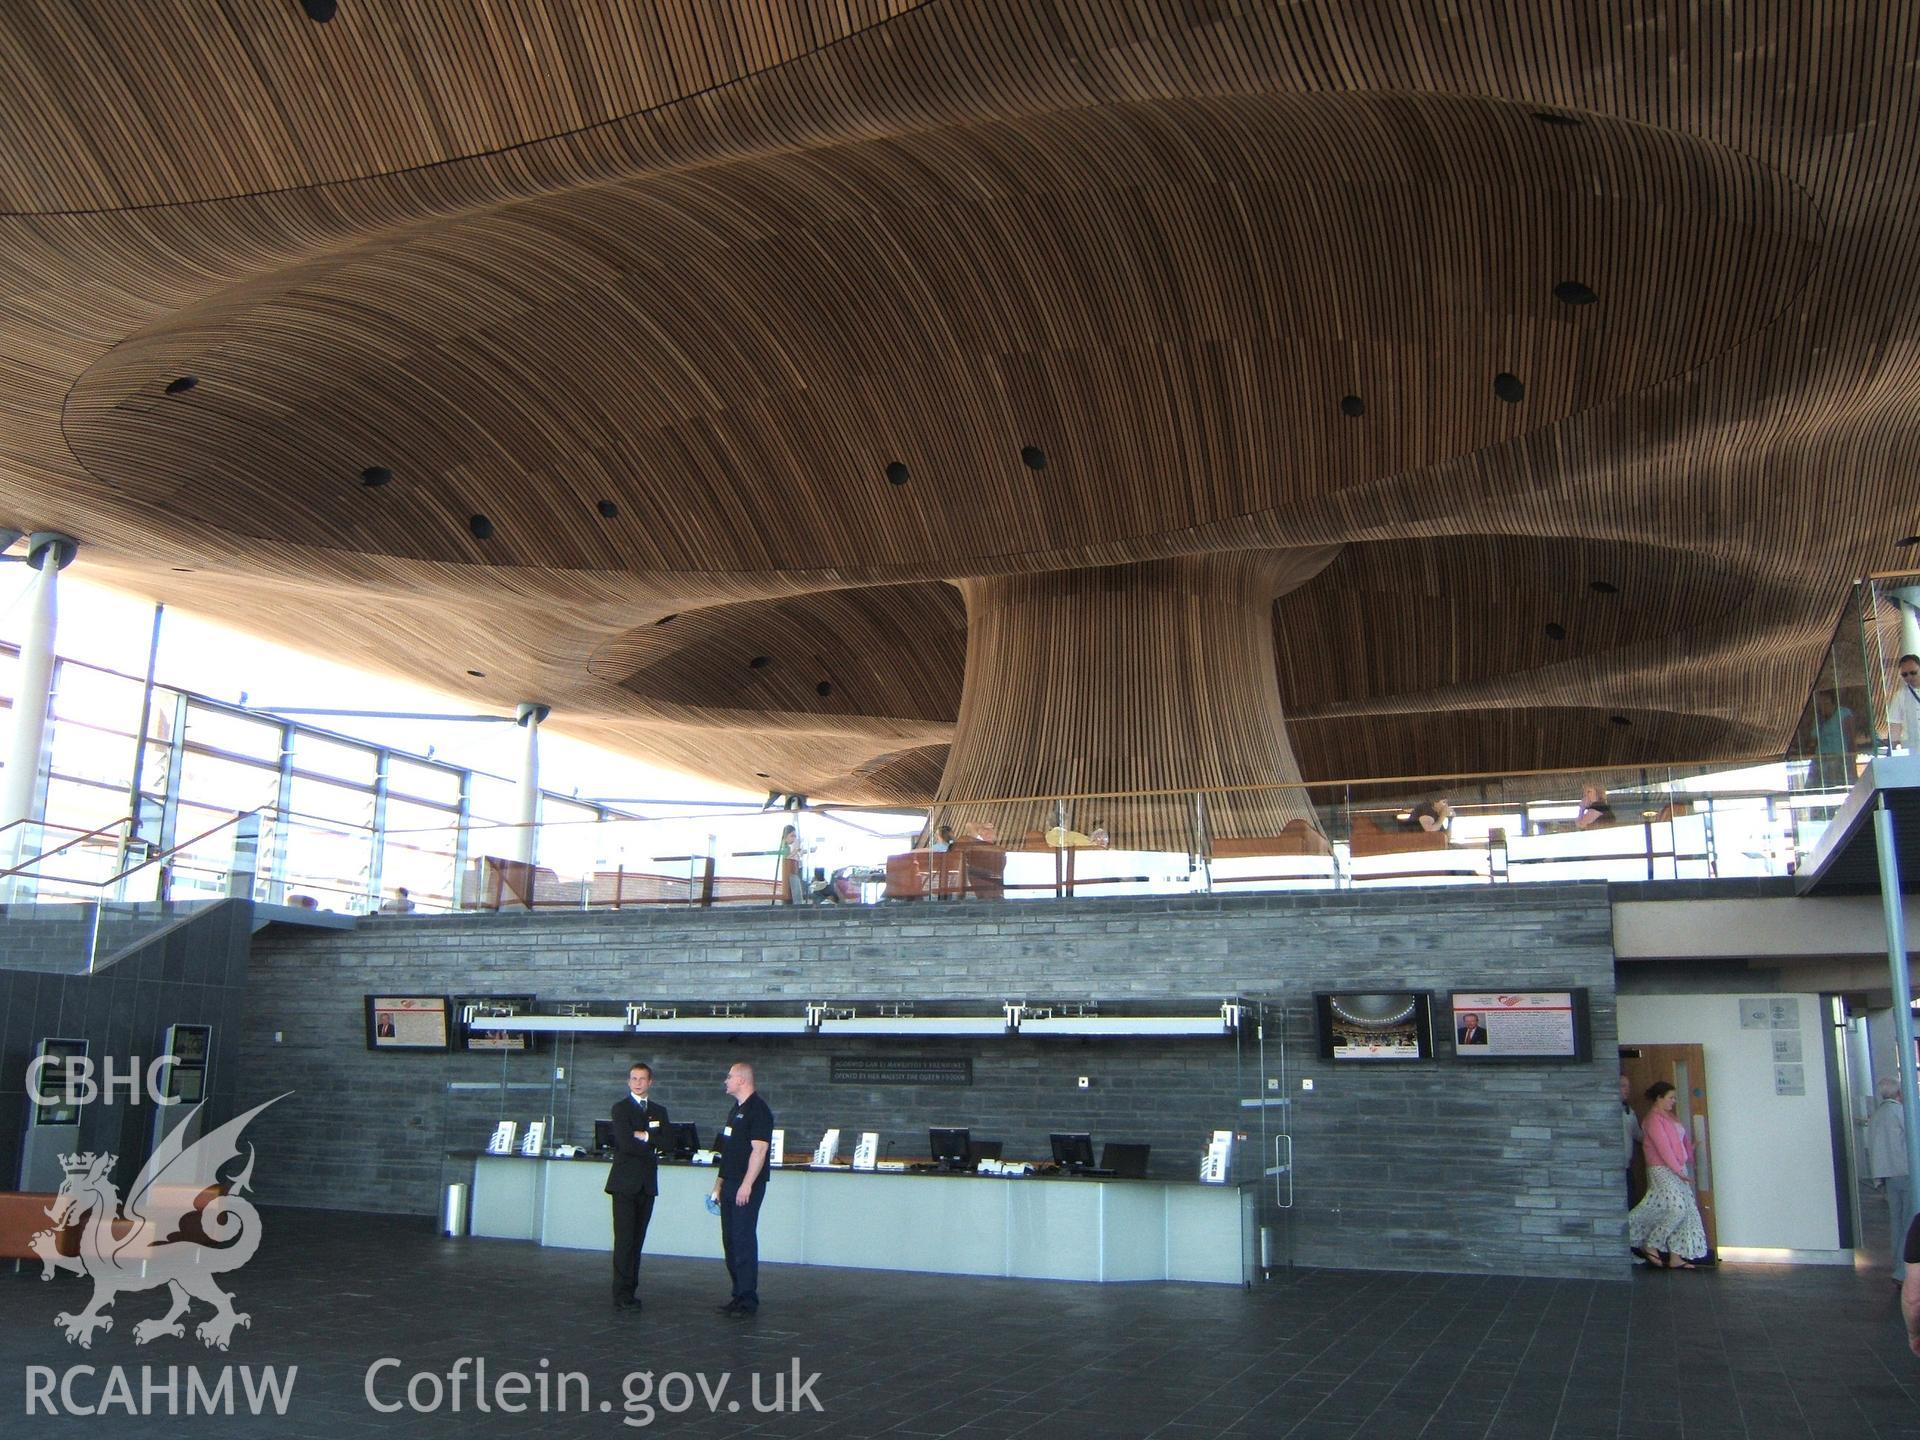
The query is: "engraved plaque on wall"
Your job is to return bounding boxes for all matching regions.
[829,1056,973,1086]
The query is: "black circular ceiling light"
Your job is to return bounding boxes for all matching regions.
[885,462,910,487]
[1589,580,1620,594]
[301,0,339,22]
[164,376,197,395]
[749,656,771,670]
[596,500,619,519]
[1339,395,1366,418]
[1544,622,1567,641]
[1493,372,1526,403]
[360,467,392,487]
[1532,111,1584,127]
[815,681,833,697]
[1020,445,1047,471]
[468,514,494,540]
[1553,280,1598,306]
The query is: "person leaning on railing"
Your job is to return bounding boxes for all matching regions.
[1889,653,1920,754]
[1575,785,1615,829]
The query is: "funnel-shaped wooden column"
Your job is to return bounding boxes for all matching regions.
[931,552,1332,850]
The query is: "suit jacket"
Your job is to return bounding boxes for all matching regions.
[604,1096,671,1196]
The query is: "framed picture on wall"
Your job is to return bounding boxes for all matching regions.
[1314,992,1433,1061]
[456,994,538,1052]
[366,995,450,1052]
[1447,989,1592,1061]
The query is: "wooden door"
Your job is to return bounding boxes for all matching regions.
[1618,1042,1719,1253]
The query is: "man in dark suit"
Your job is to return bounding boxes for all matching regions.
[1456,1013,1489,1045]
[606,1062,669,1311]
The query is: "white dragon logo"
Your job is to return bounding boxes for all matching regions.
[30,1095,285,1350]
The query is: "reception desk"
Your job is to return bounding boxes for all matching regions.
[459,1155,1254,1286]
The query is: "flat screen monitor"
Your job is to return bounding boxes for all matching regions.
[1050,1132,1096,1170]
[969,1140,1003,1163]
[1315,991,1434,1062]
[928,1127,972,1170]
[31,1037,88,1125]
[666,1122,700,1159]
[1448,989,1592,1061]
[592,1119,618,1153]
[1101,1142,1150,1179]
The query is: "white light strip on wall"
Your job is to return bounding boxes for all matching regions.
[482,1016,629,1033]
[632,1016,812,1034]
[816,1017,1009,1036]
[1018,1016,1228,1036]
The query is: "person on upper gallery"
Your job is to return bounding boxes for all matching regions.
[1575,784,1615,828]
[1628,1081,1709,1269]
[1867,1075,1911,1286]
[776,824,808,904]
[1888,653,1920,754]
[378,885,416,913]
[1401,798,1454,832]
[1805,690,1861,788]
[927,824,954,853]
[1455,1012,1489,1045]
[712,1062,774,1318]
[606,1062,669,1313]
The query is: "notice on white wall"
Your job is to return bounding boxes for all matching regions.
[1774,1063,1805,1096]
[1770,998,1801,1029]
[1738,998,1771,1030]
[1771,1032,1803,1063]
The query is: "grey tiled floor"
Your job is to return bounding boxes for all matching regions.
[1,1208,1915,1438]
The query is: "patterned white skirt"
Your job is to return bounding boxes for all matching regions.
[1629,1164,1707,1260]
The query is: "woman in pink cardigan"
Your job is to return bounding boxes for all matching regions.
[1628,1081,1708,1267]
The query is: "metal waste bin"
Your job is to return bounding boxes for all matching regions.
[442,1182,469,1237]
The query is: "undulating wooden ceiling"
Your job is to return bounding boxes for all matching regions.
[4,1,1917,807]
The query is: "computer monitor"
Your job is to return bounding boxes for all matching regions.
[666,1122,699,1159]
[969,1139,1003,1164]
[1101,1142,1150,1179]
[592,1119,617,1153]
[1050,1132,1096,1170]
[928,1127,972,1171]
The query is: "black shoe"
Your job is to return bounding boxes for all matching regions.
[717,1299,745,1315]
[613,1296,635,1311]
[727,1302,758,1319]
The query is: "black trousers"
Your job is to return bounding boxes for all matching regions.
[720,1183,767,1307]
[610,1189,656,1300]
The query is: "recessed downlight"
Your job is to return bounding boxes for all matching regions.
[755,772,770,779]
[1553,280,1598,306]
[1898,536,1920,549]
[302,0,338,21]
[1608,714,1632,727]
[816,681,833,697]
[1532,111,1583,127]
[360,467,392,487]
[1544,622,1567,641]
[466,669,486,678]
[655,613,678,626]
[164,376,198,395]
[596,500,619,519]
[749,656,771,670]
[1339,395,1366,418]
[468,514,494,540]
[1020,445,1047,471]
[1589,580,1620,594]
[885,462,910,486]
[1493,373,1526,403]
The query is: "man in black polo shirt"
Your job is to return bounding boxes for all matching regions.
[711,1061,774,1317]
[605,1062,669,1312]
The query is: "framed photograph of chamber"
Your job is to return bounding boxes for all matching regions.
[1447,989,1592,1061]
[366,995,450,1052]
[455,994,537,1053]
[31,1037,89,1124]
[1315,992,1433,1062]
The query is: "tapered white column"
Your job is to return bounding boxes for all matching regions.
[2,533,77,835]
[512,702,550,866]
